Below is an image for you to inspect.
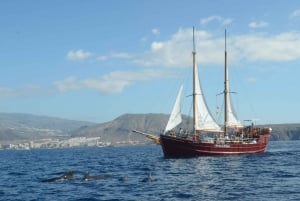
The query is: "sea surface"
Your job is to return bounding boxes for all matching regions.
[0,141,299,201]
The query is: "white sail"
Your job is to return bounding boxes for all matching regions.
[164,85,183,133]
[226,91,243,128]
[194,60,222,132]
[224,29,243,129]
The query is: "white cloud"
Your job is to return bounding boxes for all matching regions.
[54,77,82,92]
[200,16,233,26]
[66,49,93,61]
[134,28,224,67]
[248,21,269,28]
[289,9,300,18]
[235,32,300,61]
[97,52,133,61]
[96,55,108,61]
[6,28,300,98]
[110,52,133,59]
[152,28,160,36]
[151,42,164,51]
[53,69,167,95]
[134,28,300,68]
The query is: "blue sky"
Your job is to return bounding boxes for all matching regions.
[0,0,300,124]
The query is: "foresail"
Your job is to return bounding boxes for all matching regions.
[194,65,221,132]
[164,85,183,133]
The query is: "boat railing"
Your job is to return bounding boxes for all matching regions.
[166,130,190,138]
[165,129,264,145]
[199,135,259,145]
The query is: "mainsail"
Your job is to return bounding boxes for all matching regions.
[224,29,242,129]
[226,93,242,128]
[194,56,221,132]
[164,85,183,133]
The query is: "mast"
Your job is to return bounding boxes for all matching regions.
[192,27,197,136]
[224,29,229,135]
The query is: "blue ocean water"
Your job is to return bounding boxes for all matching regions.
[0,141,299,201]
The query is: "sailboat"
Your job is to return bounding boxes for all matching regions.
[134,28,272,157]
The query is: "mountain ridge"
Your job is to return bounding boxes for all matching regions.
[72,113,300,142]
[0,112,95,142]
[0,112,299,143]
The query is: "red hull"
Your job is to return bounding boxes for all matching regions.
[160,134,271,157]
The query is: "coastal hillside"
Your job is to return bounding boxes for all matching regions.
[72,113,300,142]
[267,124,300,140]
[0,113,299,143]
[72,113,171,143]
[0,113,94,142]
